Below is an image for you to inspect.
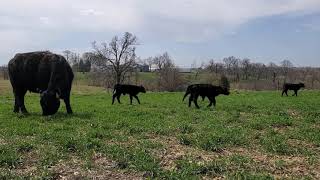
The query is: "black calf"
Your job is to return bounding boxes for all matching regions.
[112,84,146,105]
[183,84,230,108]
[282,83,305,97]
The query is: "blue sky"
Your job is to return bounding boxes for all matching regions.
[0,0,319,67]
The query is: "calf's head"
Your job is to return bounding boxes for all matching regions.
[219,87,230,95]
[140,86,146,93]
[40,90,60,116]
[299,83,305,88]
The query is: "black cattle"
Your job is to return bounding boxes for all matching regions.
[183,84,230,108]
[282,83,305,97]
[112,84,146,105]
[183,84,206,101]
[8,51,74,116]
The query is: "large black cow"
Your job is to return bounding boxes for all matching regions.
[282,83,305,97]
[183,84,230,108]
[112,84,146,105]
[8,51,74,116]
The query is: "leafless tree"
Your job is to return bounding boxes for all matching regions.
[281,60,293,82]
[92,32,138,84]
[62,50,72,64]
[152,52,184,91]
[241,58,250,80]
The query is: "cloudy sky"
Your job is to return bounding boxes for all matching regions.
[1,0,320,67]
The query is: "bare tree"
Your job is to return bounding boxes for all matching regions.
[92,32,138,84]
[62,50,72,63]
[223,56,240,82]
[241,58,250,80]
[152,52,184,91]
[281,60,293,82]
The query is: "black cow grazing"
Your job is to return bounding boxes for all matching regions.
[8,51,74,116]
[112,84,146,105]
[282,83,305,97]
[183,84,230,108]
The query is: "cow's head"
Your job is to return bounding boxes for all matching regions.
[299,83,305,88]
[40,90,60,116]
[220,86,230,95]
[140,85,146,93]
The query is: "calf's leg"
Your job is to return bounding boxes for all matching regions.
[130,95,133,104]
[193,94,200,109]
[116,94,121,104]
[133,95,141,104]
[188,95,193,107]
[112,94,116,104]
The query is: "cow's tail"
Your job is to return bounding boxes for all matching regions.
[182,87,191,101]
[113,84,119,94]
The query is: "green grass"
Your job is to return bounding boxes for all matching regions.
[0,83,319,179]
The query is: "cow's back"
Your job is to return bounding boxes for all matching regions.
[8,51,71,93]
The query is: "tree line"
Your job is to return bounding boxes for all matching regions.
[1,32,319,91]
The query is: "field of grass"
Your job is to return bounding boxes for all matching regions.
[0,80,319,179]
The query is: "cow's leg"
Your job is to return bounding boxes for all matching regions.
[133,95,141,104]
[193,94,200,109]
[116,94,121,104]
[285,90,288,96]
[13,89,19,113]
[207,96,215,107]
[188,95,193,107]
[16,89,28,114]
[130,95,133,105]
[212,97,216,107]
[63,94,73,114]
[294,90,298,96]
[112,94,116,104]
[207,97,213,107]
[281,90,285,96]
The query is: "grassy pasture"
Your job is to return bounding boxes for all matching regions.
[0,80,319,179]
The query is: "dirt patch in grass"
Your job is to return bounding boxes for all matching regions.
[225,147,320,178]
[0,138,6,145]
[147,134,320,179]
[50,154,143,180]
[146,134,220,171]
[14,151,39,177]
[287,139,318,150]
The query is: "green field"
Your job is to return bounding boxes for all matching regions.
[0,81,320,179]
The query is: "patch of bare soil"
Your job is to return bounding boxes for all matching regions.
[146,134,320,179]
[105,135,137,147]
[50,153,143,180]
[0,137,6,145]
[14,151,39,177]
[146,135,221,171]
